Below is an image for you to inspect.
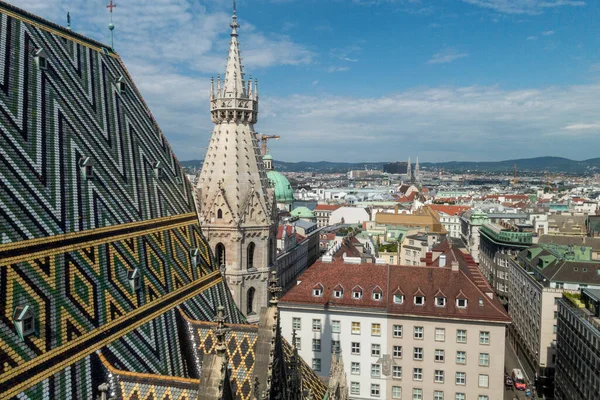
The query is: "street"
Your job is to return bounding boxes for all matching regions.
[504,339,533,400]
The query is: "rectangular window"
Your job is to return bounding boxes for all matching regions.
[435,349,445,362]
[292,317,301,330]
[456,351,466,364]
[434,370,445,383]
[312,319,321,331]
[312,339,321,352]
[393,345,403,358]
[434,391,444,400]
[413,368,423,381]
[393,325,403,337]
[413,347,423,360]
[479,331,490,345]
[455,372,466,385]
[553,325,557,333]
[331,340,340,353]
[478,374,489,388]
[295,336,301,350]
[478,396,489,400]
[351,342,361,355]
[351,382,360,395]
[435,328,446,342]
[372,323,381,336]
[455,394,465,400]
[457,329,467,343]
[413,388,423,400]
[351,362,360,375]
[371,364,381,378]
[392,386,402,399]
[414,296,425,305]
[479,353,489,366]
[312,358,321,371]
[393,365,402,379]
[332,320,341,333]
[371,384,380,397]
[352,321,361,334]
[394,294,404,304]
[371,344,381,357]
[414,326,424,339]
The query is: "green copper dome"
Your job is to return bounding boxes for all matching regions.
[263,153,273,160]
[267,170,294,204]
[291,206,315,219]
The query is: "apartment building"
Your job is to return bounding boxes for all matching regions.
[508,243,600,397]
[555,289,600,400]
[428,205,472,239]
[479,223,532,301]
[280,244,510,400]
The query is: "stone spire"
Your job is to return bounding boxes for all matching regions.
[196,0,277,324]
[415,156,420,182]
[407,157,412,180]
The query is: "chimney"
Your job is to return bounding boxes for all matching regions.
[451,261,459,272]
[439,254,447,268]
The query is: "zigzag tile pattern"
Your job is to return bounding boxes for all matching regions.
[0,2,245,398]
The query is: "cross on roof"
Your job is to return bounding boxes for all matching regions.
[106,0,116,13]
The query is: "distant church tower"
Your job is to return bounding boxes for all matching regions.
[414,156,420,182]
[406,157,412,181]
[195,3,277,323]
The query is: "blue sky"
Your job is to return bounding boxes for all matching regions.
[13,0,600,162]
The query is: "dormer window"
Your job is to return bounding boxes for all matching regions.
[12,305,36,340]
[393,294,404,304]
[190,248,199,267]
[414,296,425,306]
[78,157,94,180]
[435,297,446,307]
[32,48,48,70]
[128,268,141,292]
[115,75,126,93]
[372,286,383,301]
[333,285,344,298]
[478,298,484,307]
[352,286,363,299]
[152,161,163,179]
[312,284,323,297]
[456,298,468,308]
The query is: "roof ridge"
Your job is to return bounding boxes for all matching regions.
[0,1,116,54]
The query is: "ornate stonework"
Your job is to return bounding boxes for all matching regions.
[195,5,277,322]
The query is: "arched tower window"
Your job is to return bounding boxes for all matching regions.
[247,287,256,315]
[217,209,223,219]
[247,242,255,270]
[215,243,226,268]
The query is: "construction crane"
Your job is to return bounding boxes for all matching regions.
[257,134,280,156]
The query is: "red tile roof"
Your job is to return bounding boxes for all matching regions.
[428,204,472,216]
[277,225,294,239]
[314,204,343,211]
[281,257,510,323]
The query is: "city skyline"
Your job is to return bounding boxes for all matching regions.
[17,0,600,162]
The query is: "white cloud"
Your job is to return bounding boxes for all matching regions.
[542,30,555,35]
[462,0,585,15]
[327,66,350,72]
[564,123,600,130]
[527,36,538,40]
[428,48,468,64]
[257,84,600,162]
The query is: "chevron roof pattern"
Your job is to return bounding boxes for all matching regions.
[0,2,247,398]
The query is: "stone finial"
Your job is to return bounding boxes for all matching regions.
[214,306,230,354]
[268,270,282,306]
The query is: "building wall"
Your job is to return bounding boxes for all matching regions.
[555,298,600,400]
[280,305,507,400]
[384,317,506,400]
[279,306,389,400]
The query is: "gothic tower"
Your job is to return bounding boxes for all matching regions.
[414,156,420,182]
[407,156,412,181]
[195,4,277,323]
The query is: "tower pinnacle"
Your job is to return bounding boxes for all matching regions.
[209,2,258,124]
